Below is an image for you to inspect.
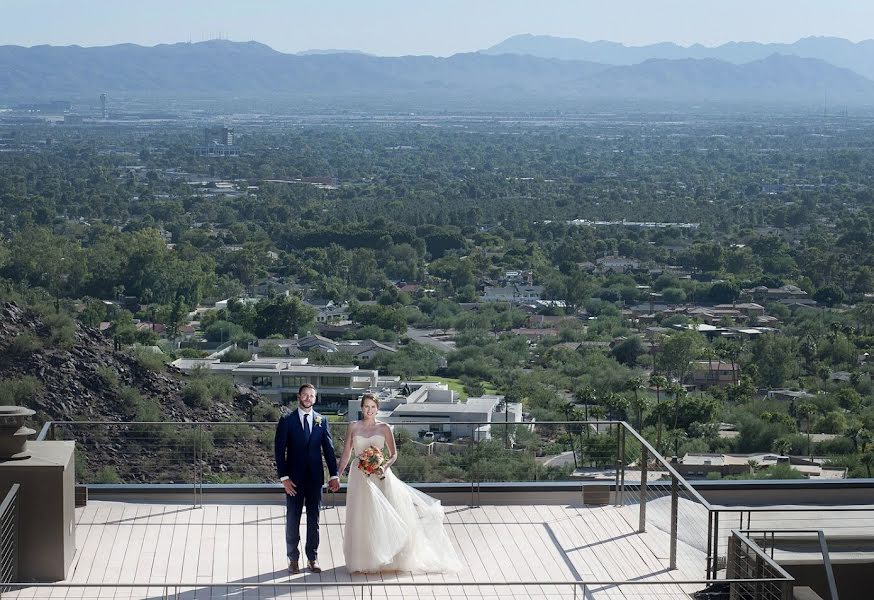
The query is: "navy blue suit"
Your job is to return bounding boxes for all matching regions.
[274,409,339,562]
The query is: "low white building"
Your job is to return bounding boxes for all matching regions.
[346,384,524,442]
[171,356,378,410]
[481,285,544,303]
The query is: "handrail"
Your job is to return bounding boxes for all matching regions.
[726,529,795,600]
[714,505,874,513]
[742,528,839,600]
[0,485,18,519]
[619,420,713,509]
[0,484,20,587]
[35,421,53,441]
[729,530,795,581]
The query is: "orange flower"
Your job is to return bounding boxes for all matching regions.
[357,446,386,479]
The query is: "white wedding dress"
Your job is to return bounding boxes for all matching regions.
[343,433,463,574]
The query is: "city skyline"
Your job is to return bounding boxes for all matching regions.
[4,0,874,57]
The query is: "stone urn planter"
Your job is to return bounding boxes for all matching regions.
[0,405,37,460]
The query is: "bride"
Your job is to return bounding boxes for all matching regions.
[337,393,462,574]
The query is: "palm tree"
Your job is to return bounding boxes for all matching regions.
[573,385,597,438]
[648,373,668,448]
[715,340,742,384]
[669,382,687,431]
[702,345,717,386]
[626,376,647,430]
[665,429,688,459]
[603,392,630,422]
[772,438,792,457]
[796,402,817,460]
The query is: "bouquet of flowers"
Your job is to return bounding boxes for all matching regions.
[357,446,386,479]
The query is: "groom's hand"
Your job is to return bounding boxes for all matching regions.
[327,479,340,492]
[283,479,297,496]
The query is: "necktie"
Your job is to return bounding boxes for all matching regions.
[303,413,311,441]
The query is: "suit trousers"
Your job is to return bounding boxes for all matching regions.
[285,480,322,561]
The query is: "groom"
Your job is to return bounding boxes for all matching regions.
[274,383,340,573]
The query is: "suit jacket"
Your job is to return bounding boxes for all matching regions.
[274,409,339,487]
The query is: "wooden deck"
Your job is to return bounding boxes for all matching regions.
[11,500,710,599]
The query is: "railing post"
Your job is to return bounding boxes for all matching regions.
[755,546,764,600]
[726,532,738,600]
[669,474,678,570]
[619,425,626,506]
[706,510,713,580]
[614,425,621,507]
[818,531,839,600]
[469,434,479,508]
[13,487,19,583]
[192,423,199,508]
[638,442,647,533]
[198,423,204,507]
[711,511,720,579]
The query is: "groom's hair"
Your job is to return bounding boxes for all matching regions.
[298,383,316,395]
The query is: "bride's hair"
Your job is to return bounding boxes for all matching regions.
[360,393,380,408]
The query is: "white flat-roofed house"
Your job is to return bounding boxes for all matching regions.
[481,285,544,303]
[171,356,377,410]
[247,337,396,360]
[680,453,846,479]
[346,384,524,442]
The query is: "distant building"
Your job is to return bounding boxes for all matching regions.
[194,126,239,156]
[679,453,846,479]
[689,361,739,388]
[248,336,396,361]
[346,384,525,442]
[171,356,378,411]
[481,285,544,303]
[744,285,812,304]
[595,255,640,273]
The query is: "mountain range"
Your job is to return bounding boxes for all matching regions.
[1,39,871,108]
[484,35,874,80]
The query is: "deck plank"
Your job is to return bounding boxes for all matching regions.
[13,500,730,600]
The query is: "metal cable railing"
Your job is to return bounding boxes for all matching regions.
[0,484,20,590]
[617,423,714,573]
[38,418,831,587]
[726,530,795,600]
[706,504,874,582]
[741,529,839,600]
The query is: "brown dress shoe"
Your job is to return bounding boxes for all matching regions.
[308,560,322,573]
[288,559,300,574]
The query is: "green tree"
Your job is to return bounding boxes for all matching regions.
[253,295,316,338]
[750,334,800,388]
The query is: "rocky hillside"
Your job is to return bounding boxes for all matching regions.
[0,301,281,483]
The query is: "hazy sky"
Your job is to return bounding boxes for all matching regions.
[5,0,874,56]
